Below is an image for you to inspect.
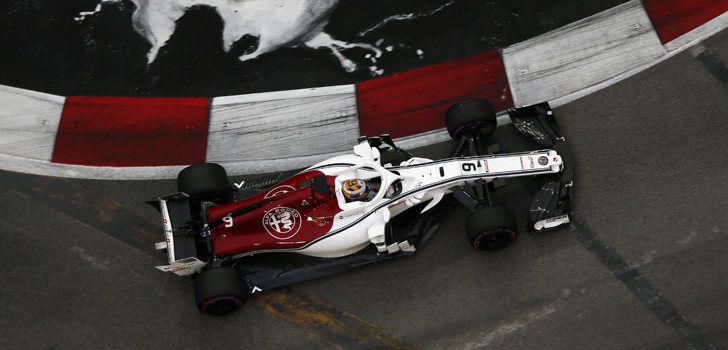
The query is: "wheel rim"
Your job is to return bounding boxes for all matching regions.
[202,296,242,315]
[473,228,515,250]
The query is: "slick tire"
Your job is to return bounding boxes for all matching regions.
[445,99,497,139]
[177,163,231,204]
[194,267,248,316]
[466,206,518,251]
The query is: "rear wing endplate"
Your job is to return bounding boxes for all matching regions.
[155,193,203,275]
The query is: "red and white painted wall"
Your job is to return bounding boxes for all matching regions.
[1,0,727,179]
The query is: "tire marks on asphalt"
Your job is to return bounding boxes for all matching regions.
[691,43,728,86]
[0,171,162,259]
[570,215,718,350]
[255,289,416,350]
[0,171,416,350]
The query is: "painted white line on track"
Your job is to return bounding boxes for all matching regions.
[503,0,666,107]
[551,11,728,108]
[208,85,359,163]
[0,85,64,161]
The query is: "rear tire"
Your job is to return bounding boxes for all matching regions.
[466,206,518,251]
[445,99,497,139]
[177,163,231,204]
[194,267,248,316]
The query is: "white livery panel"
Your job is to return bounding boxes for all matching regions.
[229,142,566,259]
[296,144,565,258]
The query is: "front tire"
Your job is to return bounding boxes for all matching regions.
[466,206,518,251]
[194,267,248,316]
[445,99,497,139]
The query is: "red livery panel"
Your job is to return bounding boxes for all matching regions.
[208,171,342,256]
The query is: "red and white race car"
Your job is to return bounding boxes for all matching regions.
[153,99,573,315]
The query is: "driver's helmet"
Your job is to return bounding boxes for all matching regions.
[342,178,370,201]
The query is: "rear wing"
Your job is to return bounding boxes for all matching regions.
[155,193,205,275]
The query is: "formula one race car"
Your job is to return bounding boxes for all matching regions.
[153,99,573,315]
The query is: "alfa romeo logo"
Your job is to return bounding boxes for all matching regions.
[262,207,302,240]
[538,156,549,166]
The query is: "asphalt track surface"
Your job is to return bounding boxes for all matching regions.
[2,29,728,350]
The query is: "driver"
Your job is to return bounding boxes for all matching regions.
[342,178,374,202]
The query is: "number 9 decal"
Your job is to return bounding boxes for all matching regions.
[223,215,233,228]
[462,162,477,172]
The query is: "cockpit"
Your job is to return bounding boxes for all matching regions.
[333,163,402,211]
